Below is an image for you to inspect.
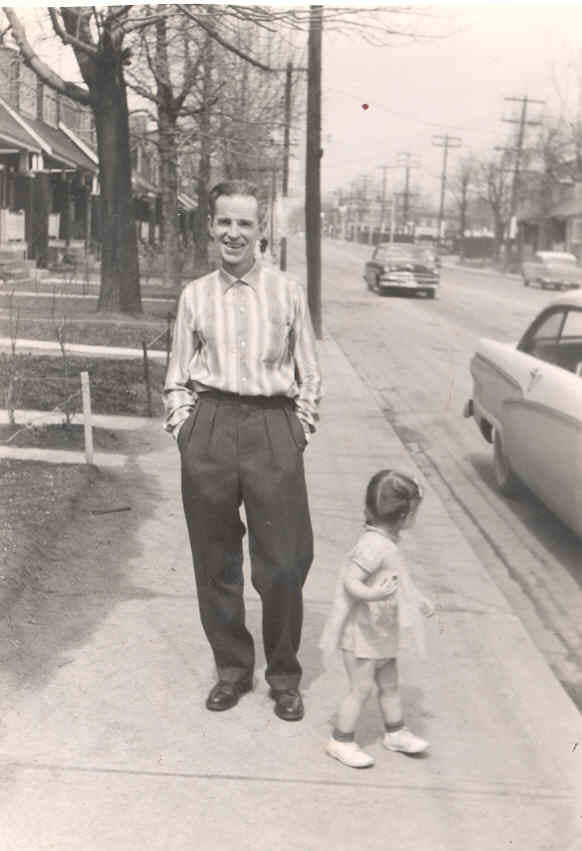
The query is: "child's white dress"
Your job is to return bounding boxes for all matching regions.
[320,525,427,662]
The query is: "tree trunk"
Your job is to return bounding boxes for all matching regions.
[158,112,182,289]
[93,73,141,313]
[195,33,213,274]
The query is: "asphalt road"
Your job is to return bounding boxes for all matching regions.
[288,237,582,711]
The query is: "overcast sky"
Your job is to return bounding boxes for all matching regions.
[320,3,582,202]
[10,3,582,205]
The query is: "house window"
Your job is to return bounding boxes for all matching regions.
[60,96,79,131]
[19,64,37,119]
[43,89,58,127]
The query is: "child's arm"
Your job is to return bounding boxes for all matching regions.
[399,560,435,617]
[343,561,398,602]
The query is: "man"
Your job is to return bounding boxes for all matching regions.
[164,180,322,722]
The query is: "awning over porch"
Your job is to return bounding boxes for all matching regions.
[0,100,42,151]
[0,96,97,173]
[25,116,97,172]
[177,192,197,212]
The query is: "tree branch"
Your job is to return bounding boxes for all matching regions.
[48,7,99,58]
[178,5,276,72]
[3,8,93,106]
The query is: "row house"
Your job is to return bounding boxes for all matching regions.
[517,161,582,260]
[0,46,164,271]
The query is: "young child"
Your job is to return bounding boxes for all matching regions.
[320,469,434,769]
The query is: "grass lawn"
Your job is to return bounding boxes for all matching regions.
[0,292,178,319]
[0,422,126,451]
[1,353,165,419]
[0,314,172,351]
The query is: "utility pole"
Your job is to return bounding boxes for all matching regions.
[496,94,544,263]
[279,60,293,272]
[432,134,462,246]
[396,153,419,235]
[502,95,544,228]
[305,4,322,339]
[378,164,389,231]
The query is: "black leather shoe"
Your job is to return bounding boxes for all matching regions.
[269,688,304,722]
[206,679,252,712]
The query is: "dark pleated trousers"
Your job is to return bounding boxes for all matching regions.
[179,392,313,691]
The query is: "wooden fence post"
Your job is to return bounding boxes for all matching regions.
[142,340,153,417]
[80,371,93,465]
[166,311,172,369]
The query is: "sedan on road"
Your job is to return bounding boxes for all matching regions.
[464,291,582,538]
[521,251,582,290]
[364,243,440,298]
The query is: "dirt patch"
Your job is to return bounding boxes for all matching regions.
[0,457,93,611]
[0,429,163,696]
[0,423,125,451]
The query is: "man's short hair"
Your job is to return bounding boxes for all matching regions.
[209,180,260,219]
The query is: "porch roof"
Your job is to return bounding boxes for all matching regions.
[0,98,97,173]
[178,192,196,212]
[0,101,42,151]
[25,116,97,172]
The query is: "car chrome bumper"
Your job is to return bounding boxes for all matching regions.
[379,279,438,290]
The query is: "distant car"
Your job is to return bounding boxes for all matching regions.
[464,291,582,538]
[521,251,582,290]
[364,242,440,298]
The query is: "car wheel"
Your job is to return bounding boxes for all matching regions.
[426,290,436,299]
[493,430,520,497]
[522,275,529,287]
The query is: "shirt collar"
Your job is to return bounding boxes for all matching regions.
[364,523,397,541]
[218,260,261,293]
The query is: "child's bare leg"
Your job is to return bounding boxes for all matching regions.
[375,658,402,728]
[335,651,376,735]
[376,658,429,754]
[326,651,376,768]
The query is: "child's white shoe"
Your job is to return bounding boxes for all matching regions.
[325,738,375,768]
[382,726,429,755]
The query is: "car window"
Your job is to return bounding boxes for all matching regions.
[561,308,582,338]
[519,309,567,364]
[557,308,582,374]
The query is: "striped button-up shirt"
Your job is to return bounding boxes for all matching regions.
[163,261,322,438]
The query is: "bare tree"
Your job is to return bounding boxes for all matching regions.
[476,155,513,261]
[2,6,161,313]
[450,154,476,255]
[125,6,213,288]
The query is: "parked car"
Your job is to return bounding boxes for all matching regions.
[464,291,582,538]
[364,242,440,298]
[521,251,582,290]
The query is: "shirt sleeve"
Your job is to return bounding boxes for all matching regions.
[292,281,323,435]
[163,286,199,437]
[349,533,387,576]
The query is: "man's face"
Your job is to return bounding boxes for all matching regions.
[209,194,260,276]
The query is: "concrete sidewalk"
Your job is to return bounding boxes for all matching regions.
[0,336,167,361]
[1,336,581,850]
